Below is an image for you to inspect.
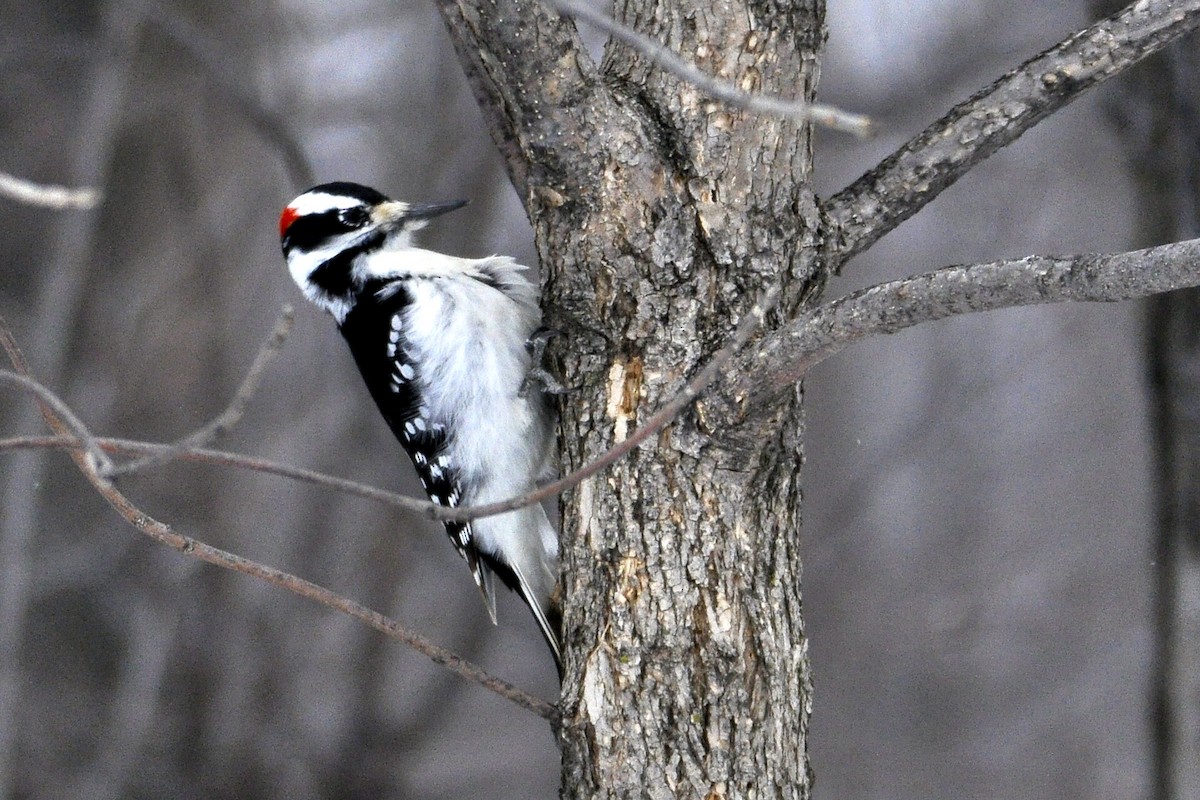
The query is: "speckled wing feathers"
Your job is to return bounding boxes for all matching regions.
[338,278,498,618]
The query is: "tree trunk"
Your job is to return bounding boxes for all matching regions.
[548,6,822,795]
[1089,4,1200,795]
[1142,61,1200,800]
[441,0,825,795]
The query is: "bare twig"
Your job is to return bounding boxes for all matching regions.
[5,239,1199,539]
[0,324,557,723]
[103,482,557,720]
[0,318,111,473]
[8,244,1199,530]
[144,439,428,508]
[824,0,1200,265]
[426,284,784,523]
[724,238,1200,417]
[0,371,112,474]
[0,435,430,521]
[105,306,295,477]
[546,0,874,136]
[0,283,779,525]
[0,170,101,209]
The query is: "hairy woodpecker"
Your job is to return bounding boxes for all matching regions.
[279,182,561,669]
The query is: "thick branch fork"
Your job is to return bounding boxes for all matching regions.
[824,0,1200,265]
[3,0,1197,733]
[10,240,1200,526]
[723,238,1200,418]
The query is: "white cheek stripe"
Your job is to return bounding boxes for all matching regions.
[287,192,362,216]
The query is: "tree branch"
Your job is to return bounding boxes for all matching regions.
[0,326,557,724]
[545,0,873,136]
[0,170,100,209]
[104,305,294,478]
[720,237,1200,419]
[824,0,1200,266]
[0,318,110,472]
[1,434,438,518]
[5,240,1196,693]
[11,241,1198,529]
[430,284,783,521]
[0,370,112,473]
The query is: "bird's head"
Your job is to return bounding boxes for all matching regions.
[279,181,467,317]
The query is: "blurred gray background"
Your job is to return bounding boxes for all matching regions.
[0,1,1176,798]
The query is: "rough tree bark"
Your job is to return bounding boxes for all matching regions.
[432,0,1200,796]
[439,0,822,796]
[7,0,1200,796]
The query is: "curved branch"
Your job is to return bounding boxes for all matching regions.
[0,330,557,723]
[546,0,873,136]
[105,305,294,477]
[0,170,100,209]
[91,481,557,721]
[10,234,1198,530]
[0,319,110,472]
[824,0,1200,266]
[0,371,111,473]
[429,284,782,520]
[6,231,1196,561]
[721,237,1200,418]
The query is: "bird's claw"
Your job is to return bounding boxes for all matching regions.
[521,327,569,397]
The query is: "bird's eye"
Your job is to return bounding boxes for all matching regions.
[338,207,369,228]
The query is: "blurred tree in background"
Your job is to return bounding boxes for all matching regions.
[1,1,1197,798]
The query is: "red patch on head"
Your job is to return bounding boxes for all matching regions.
[279,205,300,239]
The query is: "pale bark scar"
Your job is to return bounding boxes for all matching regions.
[604,355,644,442]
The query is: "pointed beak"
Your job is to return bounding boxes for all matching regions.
[371,199,469,231]
[406,199,470,220]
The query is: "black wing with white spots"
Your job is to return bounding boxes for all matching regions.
[338,279,488,596]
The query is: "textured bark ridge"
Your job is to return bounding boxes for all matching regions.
[547,5,822,794]
[441,0,1200,794]
[440,1,825,795]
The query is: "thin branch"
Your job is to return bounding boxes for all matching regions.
[545,0,874,136]
[722,238,1200,418]
[0,371,112,474]
[0,275,776,527]
[824,0,1200,265]
[86,436,429,515]
[428,284,783,522]
[102,482,557,721]
[0,434,434,522]
[12,242,1197,528]
[4,232,1196,543]
[105,305,294,478]
[0,317,110,473]
[0,170,101,209]
[0,325,557,723]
